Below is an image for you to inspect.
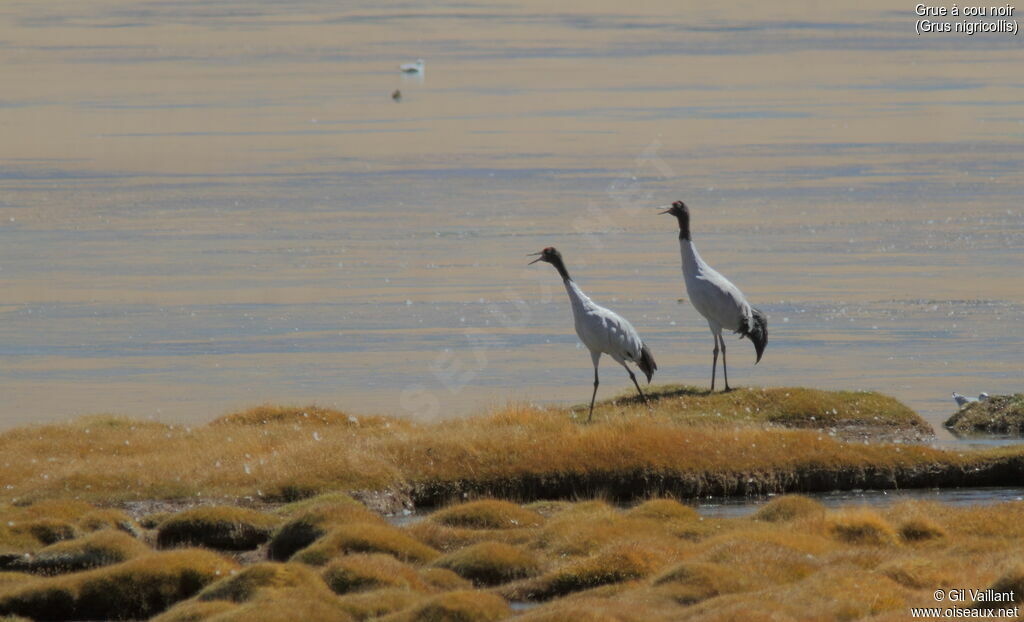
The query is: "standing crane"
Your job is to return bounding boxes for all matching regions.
[529,247,657,421]
[659,201,766,391]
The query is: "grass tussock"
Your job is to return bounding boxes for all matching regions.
[385,589,509,622]
[0,549,237,621]
[268,500,384,561]
[982,565,1024,605]
[751,494,826,523]
[430,499,545,530]
[195,562,329,603]
[8,530,150,575]
[625,498,700,522]
[157,506,280,551]
[337,588,426,621]
[291,523,440,565]
[433,540,540,586]
[897,516,948,542]
[520,541,669,600]
[322,553,428,594]
[418,567,472,591]
[826,509,898,546]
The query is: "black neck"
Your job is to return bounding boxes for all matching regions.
[676,213,691,241]
[550,255,571,281]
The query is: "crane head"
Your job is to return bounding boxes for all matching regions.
[658,200,688,217]
[658,201,690,240]
[528,247,561,265]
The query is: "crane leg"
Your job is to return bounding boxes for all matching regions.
[625,367,651,411]
[710,337,719,392]
[719,334,730,391]
[588,367,599,422]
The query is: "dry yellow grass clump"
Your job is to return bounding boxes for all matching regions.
[433,540,541,586]
[157,506,281,551]
[322,553,429,594]
[156,562,352,622]
[0,549,237,620]
[751,494,826,523]
[291,523,440,566]
[385,589,510,622]
[7,530,150,575]
[430,499,545,530]
[268,496,385,561]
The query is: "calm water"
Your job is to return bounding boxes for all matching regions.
[1,1,1022,434]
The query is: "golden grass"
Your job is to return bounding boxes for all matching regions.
[430,499,545,530]
[4,493,1024,620]
[268,499,385,561]
[291,523,440,566]
[518,541,671,600]
[625,499,700,523]
[433,540,541,586]
[0,388,988,510]
[825,509,899,546]
[751,494,826,523]
[321,553,429,594]
[0,549,237,620]
[157,506,280,551]
[382,589,509,622]
[9,530,150,575]
[337,587,426,621]
[156,561,355,621]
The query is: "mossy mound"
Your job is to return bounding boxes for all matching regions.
[76,509,141,537]
[322,553,428,594]
[653,561,750,605]
[521,542,665,600]
[430,499,544,530]
[0,549,237,620]
[291,523,439,565]
[337,587,426,621]
[8,530,150,575]
[268,500,384,561]
[945,394,1024,436]
[196,562,327,603]
[752,495,826,523]
[390,590,510,622]
[418,567,472,591]
[625,499,700,522]
[433,541,540,586]
[159,562,347,621]
[826,509,898,546]
[157,506,279,551]
[897,517,947,542]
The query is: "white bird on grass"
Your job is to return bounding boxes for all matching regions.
[529,247,657,421]
[660,200,767,392]
[952,392,989,408]
[399,59,424,74]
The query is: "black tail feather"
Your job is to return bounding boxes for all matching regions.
[740,307,768,364]
[637,342,657,383]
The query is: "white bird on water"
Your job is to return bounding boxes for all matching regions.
[660,201,767,392]
[529,247,657,421]
[399,59,424,74]
[952,392,989,408]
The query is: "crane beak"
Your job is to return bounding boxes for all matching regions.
[657,205,673,214]
[527,252,543,265]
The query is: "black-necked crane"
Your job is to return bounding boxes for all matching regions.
[659,201,767,392]
[529,247,657,421]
